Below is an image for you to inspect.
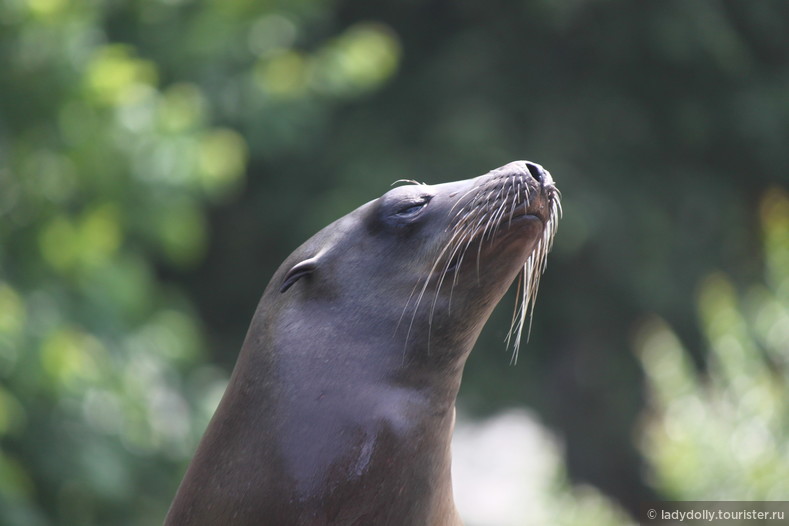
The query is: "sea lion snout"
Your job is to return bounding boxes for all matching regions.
[453,160,558,230]
[493,160,559,224]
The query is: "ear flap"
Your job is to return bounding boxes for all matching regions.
[280,256,319,293]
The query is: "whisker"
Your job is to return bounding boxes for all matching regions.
[415,167,561,364]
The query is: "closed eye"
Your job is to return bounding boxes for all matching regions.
[397,203,426,217]
[395,197,431,218]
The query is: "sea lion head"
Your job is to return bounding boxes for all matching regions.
[265,160,560,373]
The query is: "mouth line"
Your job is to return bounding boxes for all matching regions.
[512,204,548,225]
[518,210,545,221]
[497,182,546,219]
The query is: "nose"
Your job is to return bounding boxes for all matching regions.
[523,161,547,183]
[499,160,551,185]
[492,160,554,188]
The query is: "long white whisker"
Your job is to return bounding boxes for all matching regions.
[402,169,561,367]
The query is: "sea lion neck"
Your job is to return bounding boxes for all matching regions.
[254,290,474,402]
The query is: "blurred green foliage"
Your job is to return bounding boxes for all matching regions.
[1,0,788,524]
[0,0,400,523]
[500,187,789,525]
[638,188,789,501]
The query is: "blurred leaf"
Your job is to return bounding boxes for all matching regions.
[637,189,789,500]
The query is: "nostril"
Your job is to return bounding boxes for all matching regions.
[524,161,545,182]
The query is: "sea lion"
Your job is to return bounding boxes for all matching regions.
[165,160,561,526]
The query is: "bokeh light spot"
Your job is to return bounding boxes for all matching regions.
[85,45,158,107]
[198,128,248,198]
